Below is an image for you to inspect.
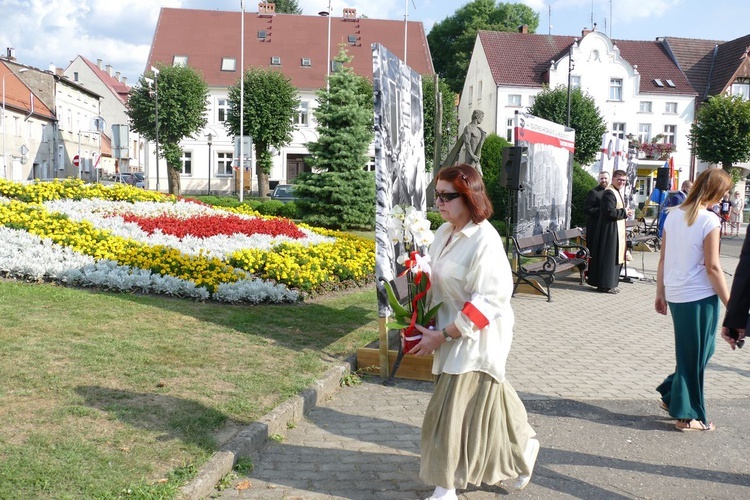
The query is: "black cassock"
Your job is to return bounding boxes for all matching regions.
[587,187,627,289]
[583,185,606,255]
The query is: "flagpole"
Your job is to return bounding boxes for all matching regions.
[239,0,245,202]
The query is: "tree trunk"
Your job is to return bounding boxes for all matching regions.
[257,171,270,198]
[167,163,181,196]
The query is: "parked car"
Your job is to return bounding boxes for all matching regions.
[270,184,296,203]
[101,173,136,186]
[131,172,145,188]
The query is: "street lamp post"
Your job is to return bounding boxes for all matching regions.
[318,1,332,92]
[566,41,577,128]
[206,133,213,195]
[2,68,29,179]
[150,66,160,192]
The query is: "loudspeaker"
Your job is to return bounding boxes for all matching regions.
[500,146,527,190]
[655,168,671,191]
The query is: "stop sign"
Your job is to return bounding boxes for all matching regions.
[73,155,80,167]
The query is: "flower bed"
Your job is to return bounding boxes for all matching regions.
[0,179,375,303]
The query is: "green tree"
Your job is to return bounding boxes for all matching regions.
[271,0,301,14]
[127,65,208,196]
[225,68,300,197]
[422,75,459,170]
[528,85,607,166]
[480,133,512,220]
[294,47,375,230]
[689,93,750,171]
[427,0,539,94]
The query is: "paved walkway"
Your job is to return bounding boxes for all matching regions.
[217,232,750,499]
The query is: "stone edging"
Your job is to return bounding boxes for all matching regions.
[179,357,357,499]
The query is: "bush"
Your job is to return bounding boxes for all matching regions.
[480,134,512,224]
[256,200,285,216]
[425,210,444,230]
[276,201,298,219]
[571,163,598,228]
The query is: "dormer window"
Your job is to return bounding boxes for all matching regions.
[665,79,676,88]
[301,57,311,67]
[654,79,664,87]
[271,56,281,66]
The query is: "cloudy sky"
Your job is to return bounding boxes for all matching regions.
[1,0,748,84]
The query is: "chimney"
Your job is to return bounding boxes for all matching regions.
[6,47,16,60]
[582,27,593,37]
[343,7,357,19]
[106,64,113,76]
[115,71,120,81]
[518,25,528,34]
[122,76,127,85]
[49,63,56,72]
[258,2,275,15]
[97,59,103,69]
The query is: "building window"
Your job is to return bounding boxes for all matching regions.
[365,157,375,172]
[468,85,473,104]
[347,35,357,43]
[181,151,192,175]
[173,55,188,67]
[609,78,623,100]
[217,98,230,122]
[612,122,626,139]
[221,58,236,71]
[301,57,311,67]
[271,56,281,66]
[508,94,521,106]
[528,95,535,107]
[477,81,483,101]
[638,123,651,144]
[258,30,267,39]
[663,125,676,144]
[570,75,581,88]
[731,82,750,100]
[218,152,233,175]
[296,101,309,126]
[73,72,79,81]
[506,118,514,142]
[639,101,652,113]
[665,102,678,114]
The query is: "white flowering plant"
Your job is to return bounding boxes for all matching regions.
[383,206,441,348]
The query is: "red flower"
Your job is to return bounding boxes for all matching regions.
[120,213,305,239]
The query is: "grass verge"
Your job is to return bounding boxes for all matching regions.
[0,279,378,498]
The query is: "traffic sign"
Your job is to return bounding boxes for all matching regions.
[73,155,80,167]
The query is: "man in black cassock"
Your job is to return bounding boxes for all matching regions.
[587,170,633,293]
[583,171,610,257]
[721,228,749,349]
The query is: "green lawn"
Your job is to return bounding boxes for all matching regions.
[0,279,379,498]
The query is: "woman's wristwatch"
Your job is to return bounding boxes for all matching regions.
[442,328,453,342]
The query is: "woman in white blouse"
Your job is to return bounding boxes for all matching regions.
[730,191,744,236]
[411,165,538,500]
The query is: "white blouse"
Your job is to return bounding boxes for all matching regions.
[427,219,515,382]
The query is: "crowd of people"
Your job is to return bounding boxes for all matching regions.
[397,164,747,498]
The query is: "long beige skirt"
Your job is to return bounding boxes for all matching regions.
[419,371,536,490]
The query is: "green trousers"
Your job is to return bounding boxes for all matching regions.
[656,295,719,424]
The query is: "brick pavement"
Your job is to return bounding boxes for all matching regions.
[214,233,750,499]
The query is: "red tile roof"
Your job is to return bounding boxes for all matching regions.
[147,8,434,90]
[79,56,132,104]
[0,62,55,120]
[478,31,695,96]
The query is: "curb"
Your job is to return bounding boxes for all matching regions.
[179,357,357,499]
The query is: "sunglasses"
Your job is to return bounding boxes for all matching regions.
[434,190,461,203]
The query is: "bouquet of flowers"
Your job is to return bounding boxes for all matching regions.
[383,206,441,352]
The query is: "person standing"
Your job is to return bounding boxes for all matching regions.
[655,168,732,431]
[587,169,633,293]
[462,110,487,176]
[583,171,610,253]
[721,227,750,349]
[658,180,693,237]
[411,165,538,499]
[730,191,744,236]
[719,193,732,236]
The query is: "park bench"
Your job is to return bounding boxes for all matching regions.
[510,228,589,302]
[626,218,660,251]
